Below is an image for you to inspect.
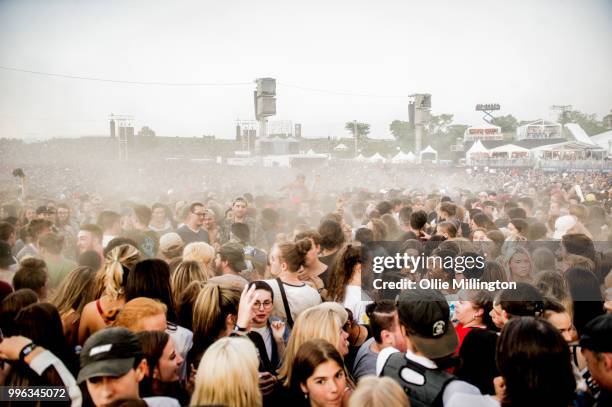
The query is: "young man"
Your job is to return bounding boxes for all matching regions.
[175,202,210,245]
[78,327,180,407]
[16,219,52,261]
[377,288,480,406]
[580,314,612,406]
[125,205,159,258]
[97,210,122,248]
[39,232,77,289]
[352,300,406,381]
[489,283,544,329]
[210,242,249,288]
[77,224,104,258]
[220,197,260,245]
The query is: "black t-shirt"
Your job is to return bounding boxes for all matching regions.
[176,225,210,245]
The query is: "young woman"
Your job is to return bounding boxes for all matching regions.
[79,244,142,345]
[136,330,186,403]
[12,303,78,375]
[190,337,262,407]
[326,244,372,325]
[453,290,495,348]
[50,265,95,348]
[170,260,207,312]
[182,242,215,278]
[495,317,575,407]
[288,339,351,407]
[295,230,328,294]
[348,376,409,407]
[501,246,533,283]
[279,303,350,387]
[264,239,322,327]
[247,281,286,373]
[188,283,241,368]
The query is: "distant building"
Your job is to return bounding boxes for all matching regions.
[516,120,563,141]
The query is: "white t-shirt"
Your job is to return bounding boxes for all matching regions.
[252,325,273,361]
[343,285,373,324]
[264,279,322,323]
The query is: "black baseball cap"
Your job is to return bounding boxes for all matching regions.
[579,314,612,353]
[219,242,247,271]
[78,327,143,383]
[396,288,458,359]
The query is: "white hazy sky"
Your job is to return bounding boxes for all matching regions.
[0,0,611,140]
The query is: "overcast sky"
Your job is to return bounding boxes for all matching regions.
[0,0,610,140]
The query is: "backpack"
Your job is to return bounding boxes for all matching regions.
[381,352,456,407]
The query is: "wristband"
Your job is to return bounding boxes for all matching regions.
[19,342,37,362]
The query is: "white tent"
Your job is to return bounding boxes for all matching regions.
[565,123,597,146]
[420,145,438,162]
[354,154,367,162]
[465,140,489,164]
[306,149,317,156]
[490,144,530,153]
[590,130,612,155]
[406,151,417,162]
[368,152,386,163]
[334,143,349,151]
[390,151,416,164]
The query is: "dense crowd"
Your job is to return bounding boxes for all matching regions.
[0,164,611,407]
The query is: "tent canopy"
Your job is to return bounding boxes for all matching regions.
[368,152,386,163]
[489,144,530,153]
[421,145,437,155]
[565,123,597,146]
[334,143,349,151]
[466,140,489,154]
[391,151,416,163]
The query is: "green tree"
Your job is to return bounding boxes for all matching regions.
[559,110,607,136]
[425,113,453,138]
[345,121,370,141]
[490,115,519,133]
[389,120,415,151]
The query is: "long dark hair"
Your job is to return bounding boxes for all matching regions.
[327,244,361,302]
[125,259,177,322]
[15,303,78,373]
[565,267,604,335]
[288,339,347,397]
[496,317,575,407]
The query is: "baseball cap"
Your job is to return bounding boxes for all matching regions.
[219,242,247,271]
[159,232,184,253]
[78,327,143,383]
[396,288,458,359]
[553,215,577,239]
[0,241,16,266]
[579,314,612,353]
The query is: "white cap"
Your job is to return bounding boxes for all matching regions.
[553,215,577,239]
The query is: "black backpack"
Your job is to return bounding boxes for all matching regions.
[381,352,456,407]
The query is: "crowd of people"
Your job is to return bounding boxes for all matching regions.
[0,162,611,406]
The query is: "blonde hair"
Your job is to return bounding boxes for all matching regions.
[51,266,96,317]
[170,261,208,309]
[191,283,241,357]
[93,244,142,300]
[348,376,409,407]
[502,245,533,282]
[279,304,347,385]
[190,337,262,407]
[113,297,167,331]
[183,242,215,278]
